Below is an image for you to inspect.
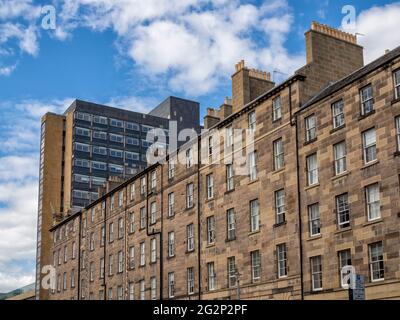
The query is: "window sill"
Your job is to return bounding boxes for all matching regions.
[224,189,235,195]
[330,124,346,134]
[307,234,322,241]
[248,178,259,186]
[331,171,350,181]
[305,183,320,191]
[358,110,375,121]
[205,198,215,203]
[361,160,379,170]
[166,214,175,220]
[248,230,261,236]
[206,243,215,248]
[303,137,317,146]
[391,97,400,105]
[334,226,352,234]
[273,221,287,228]
[394,151,400,157]
[185,249,195,254]
[272,167,285,175]
[225,237,236,243]
[362,218,383,227]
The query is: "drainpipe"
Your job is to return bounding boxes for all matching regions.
[124,185,128,299]
[103,198,107,300]
[77,212,82,300]
[197,137,202,300]
[290,84,304,300]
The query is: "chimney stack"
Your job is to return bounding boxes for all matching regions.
[231,60,275,114]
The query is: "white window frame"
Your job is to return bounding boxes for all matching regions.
[151,171,157,189]
[187,224,194,252]
[311,256,323,291]
[140,207,146,229]
[207,216,215,245]
[277,244,288,278]
[248,111,256,134]
[118,251,123,273]
[227,208,236,241]
[168,192,175,217]
[228,257,236,288]
[187,267,195,295]
[395,70,400,99]
[129,246,135,269]
[275,189,285,224]
[206,174,214,199]
[273,138,284,170]
[306,153,318,186]
[186,183,194,208]
[360,85,374,115]
[168,231,175,257]
[186,148,193,168]
[168,161,175,179]
[226,164,234,191]
[251,250,261,282]
[272,96,282,121]
[369,242,384,282]
[363,128,377,164]
[366,183,380,221]
[140,280,145,300]
[226,125,233,148]
[140,242,145,266]
[150,201,157,224]
[168,272,175,298]
[334,193,350,229]
[150,277,157,300]
[248,151,257,181]
[129,213,135,234]
[305,114,316,142]
[396,117,400,151]
[250,199,260,232]
[308,203,321,236]
[332,99,345,129]
[150,238,157,263]
[334,141,347,175]
[207,262,216,291]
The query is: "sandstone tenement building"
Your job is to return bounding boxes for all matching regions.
[44,22,400,300]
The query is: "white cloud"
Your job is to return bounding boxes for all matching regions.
[106,95,158,114]
[0,63,16,76]
[343,2,400,63]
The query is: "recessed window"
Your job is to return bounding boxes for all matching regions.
[277,244,288,278]
[168,192,175,217]
[248,151,257,181]
[92,161,107,171]
[140,207,146,229]
[306,153,318,186]
[150,201,157,224]
[125,151,139,161]
[206,174,214,199]
[168,161,175,179]
[168,231,175,257]
[227,257,236,288]
[338,249,352,285]
[126,122,139,131]
[362,128,377,164]
[186,224,194,252]
[226,164,234,191]
[333,141,347,175]
[226,208,236,240]
[360,85,374,115]
[336,193,350,229]
[369,242,384,281]
[272,96,282,121]
[186,183,194,208]
[366,183,380,221]
[207,262,216,291]
[395,70,400,99]
[248,111,256,134]
[150,238,157,263]
[74,158,90,168]
[250,199,260,232]
[275,189,285,224]
[140,242,145,266]
[187,267,194,295]
[186,148,193,168]
[93,146,107,156]
[251,250,261,282]
[225,125,233,147]
[305,114,316,142]
[206,216,215,245]
[168,272,175,298]
[273,138,284,170]
[109,164,123,174]
[93,131,107,140]
[311,256,323,291]
[396,117,400,151]
[308,203,320,236]
[109,149,123,158]
[332,100,345,129]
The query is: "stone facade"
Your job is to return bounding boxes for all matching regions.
[46,22,400,300]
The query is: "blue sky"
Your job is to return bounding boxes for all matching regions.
[0,0,400,292]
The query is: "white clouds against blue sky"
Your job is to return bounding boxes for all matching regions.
[0,0,400,292]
